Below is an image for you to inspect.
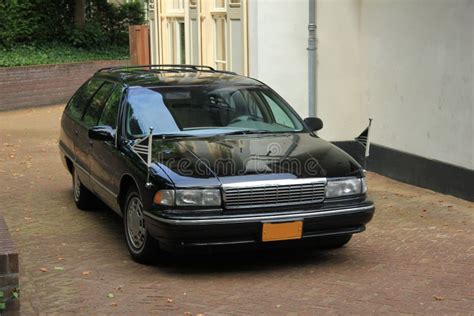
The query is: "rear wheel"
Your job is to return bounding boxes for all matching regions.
[123,187,158,264]
[72,167,96,210]
[315,234,353,249]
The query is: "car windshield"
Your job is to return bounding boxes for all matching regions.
[125,85,305,138]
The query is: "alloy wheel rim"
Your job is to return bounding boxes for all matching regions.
[127,196,146,250]
[73,170,81,202]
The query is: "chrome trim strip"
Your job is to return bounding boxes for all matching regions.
[90,175,118,198]
[59,144,89,175]
[144,204,374,225]
[59,144,118,198]
[223,199,323,209]
[222,177,327,189]
[222,178,327,209]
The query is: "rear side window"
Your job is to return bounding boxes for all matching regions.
[67,79,103,121]
[98,86,123,128]
[82,82,115,128]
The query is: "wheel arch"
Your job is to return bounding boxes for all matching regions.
[64,156,74,175]
[117,174,141,213]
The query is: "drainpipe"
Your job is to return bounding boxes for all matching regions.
[308,0,317,117]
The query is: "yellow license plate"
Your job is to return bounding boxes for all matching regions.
[262,221,303,242]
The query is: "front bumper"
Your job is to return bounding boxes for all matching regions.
[144,200,375,253]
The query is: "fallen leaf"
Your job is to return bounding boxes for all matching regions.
[40,268,48,272]
[167,298,173,303]
[433,295,444,301]
[107,293,114,298]
[110,302,117,307]
[82,271,90,276]
[184,312,192,316]
[24,217,31,220]
[116,285,123,291]
[57,257,65,261]
[54,267,64,271]
[276,305,282,308]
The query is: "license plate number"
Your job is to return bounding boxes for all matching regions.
[262,221,303,242]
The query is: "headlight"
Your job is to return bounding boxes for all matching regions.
[154,189,222,207]
[325,177,367,198]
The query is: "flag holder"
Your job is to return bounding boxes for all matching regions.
[130,127,154,188]
[355,118,373,170]
[145,127,154,188]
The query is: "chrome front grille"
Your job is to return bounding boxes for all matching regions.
[223,178,327,209]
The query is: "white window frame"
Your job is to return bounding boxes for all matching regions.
[213,15,227,70]
[168,19,186,64]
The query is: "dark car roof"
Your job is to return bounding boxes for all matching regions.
[93,65,263,88]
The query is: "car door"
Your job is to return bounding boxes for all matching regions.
[89,85,125,213]
[75,81,115,190]
[64,78,104,189]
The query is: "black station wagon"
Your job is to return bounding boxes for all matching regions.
[59,65,375,263]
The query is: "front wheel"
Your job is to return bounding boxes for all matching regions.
[123,187,158,264]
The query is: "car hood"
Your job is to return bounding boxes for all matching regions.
[152,133,362,187]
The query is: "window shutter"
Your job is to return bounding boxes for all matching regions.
[188,0,200,64]
[227,0,245,74]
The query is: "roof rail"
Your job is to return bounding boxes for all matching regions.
[97,64,236,75]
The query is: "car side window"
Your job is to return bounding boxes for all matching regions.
[98,86,123,128]
[67,78,103,121]
[261,93,296,128]
[82,82,115,128]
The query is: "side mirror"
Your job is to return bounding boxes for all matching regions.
[304,117,323,132]
[88,126,115,142]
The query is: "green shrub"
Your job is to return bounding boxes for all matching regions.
[0,44,128,67]
[0,1,37,49]
[0,0,145,51]
[87,0,145,47]
[66,22,108,49]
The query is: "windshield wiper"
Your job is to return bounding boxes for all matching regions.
[152,133,196,139]
[213,130,290,137]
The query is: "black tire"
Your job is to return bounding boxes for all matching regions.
[72,167,96,210]
[123,186,158,264]
[315,234,353,249]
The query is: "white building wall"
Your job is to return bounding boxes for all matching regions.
[248,0,309,116]
[249,0,473,170]
[316,0,366,141]
[359,0,473,170]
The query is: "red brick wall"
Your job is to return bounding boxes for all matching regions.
[0,215,19,314]
[0,60,128,111]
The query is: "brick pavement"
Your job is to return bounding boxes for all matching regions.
[0,105,473,315]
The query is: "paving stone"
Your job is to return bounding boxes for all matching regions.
[0,105,473,314]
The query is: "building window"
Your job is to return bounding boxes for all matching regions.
[214,17,227,70]
[172,0,185,10]
[169,20,186,64]
[214,0,226,10]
